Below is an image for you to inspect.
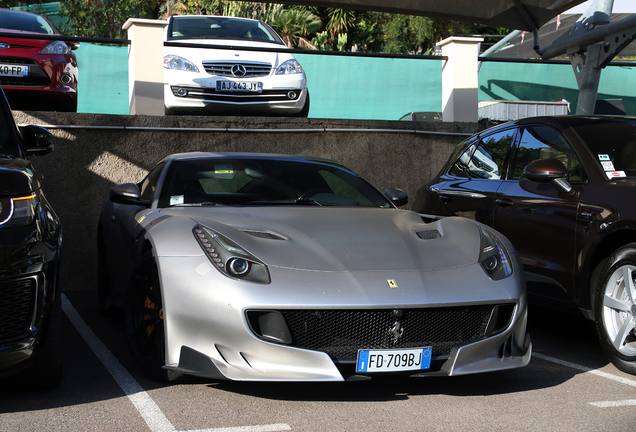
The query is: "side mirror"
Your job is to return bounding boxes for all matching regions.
[20,125,53,156]
[110,183,144,205]
[385,187,408,207]
[523,159,572,193]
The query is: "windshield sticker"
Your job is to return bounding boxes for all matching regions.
[214,164,234,179]
[601,161,615,171]
[170,195,184,205]
[606,171,626,179]
[598,154,611,161]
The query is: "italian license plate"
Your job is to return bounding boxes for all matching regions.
[356,347,432,373]
[216,81,262,93]
[0,64,28,77]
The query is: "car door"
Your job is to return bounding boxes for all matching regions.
[493,124,585,303]
[425,128,517,225]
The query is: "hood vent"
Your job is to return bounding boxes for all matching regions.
[416,229,441,240]
[242,230,287,240]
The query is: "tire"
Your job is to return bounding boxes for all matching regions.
[125,253,181,382]
[594,244,636,375]
[23,295,64,390]
[59,95,77,113]
[293,91,309,117]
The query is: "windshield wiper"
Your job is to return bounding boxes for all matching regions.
[172,202,220,207]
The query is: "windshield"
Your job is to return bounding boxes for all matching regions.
[572,119,636,179]
[168,16,284,45]
[158,158,392,208]
[0,10,57,34]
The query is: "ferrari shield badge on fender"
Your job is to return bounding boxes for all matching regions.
[135,214,147,228]
[387,279,398,289]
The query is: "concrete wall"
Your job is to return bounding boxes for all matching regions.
[13,111,477,292]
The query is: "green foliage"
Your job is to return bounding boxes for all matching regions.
[326,8,355,37]
[54,0,511,53]
[59,0,160,39]
[268,8,321,48]
[311,31,331,51]
[336,33,347,52]
[221,1,281,21]
[158,1,222,18]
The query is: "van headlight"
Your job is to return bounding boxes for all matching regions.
[276,59,303,75]
[164,55,199,72]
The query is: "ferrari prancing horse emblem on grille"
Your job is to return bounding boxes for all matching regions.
[387,279,398,289]
[389,321,404,343]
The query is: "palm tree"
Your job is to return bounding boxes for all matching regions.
[269,8,322,49]
[326,8,355,37]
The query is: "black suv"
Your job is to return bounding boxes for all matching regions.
[0,87,62,389]
[417,116,636,375]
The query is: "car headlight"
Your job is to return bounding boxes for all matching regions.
[478,226,513,280]
[193,225,270,284]
[164,55,199,72]
[275,59,303,75]
[39,41,71,55]
[0,194,36,228]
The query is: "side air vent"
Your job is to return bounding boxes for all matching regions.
[416,229,441,240]
[242,230,287,240]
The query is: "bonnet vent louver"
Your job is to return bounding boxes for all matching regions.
[242,230,287,240]
[416,229,441,240]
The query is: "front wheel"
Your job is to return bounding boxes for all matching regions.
[594,244,636,375]
[125,253,180,382]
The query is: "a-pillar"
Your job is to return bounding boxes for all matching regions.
[123,18,168,116]
[437,37,483,122]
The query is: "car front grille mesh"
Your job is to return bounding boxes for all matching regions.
[202,61,271,77]
[0,277,37,343]
[251,306,497,362]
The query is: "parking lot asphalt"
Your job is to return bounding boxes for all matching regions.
[1,291,635,432]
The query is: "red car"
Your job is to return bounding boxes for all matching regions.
[0,8,78,112]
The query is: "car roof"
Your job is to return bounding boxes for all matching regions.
[512,115,636,127]
[169,14,260,23]
[161,152,343,166]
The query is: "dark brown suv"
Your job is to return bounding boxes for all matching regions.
[416,115,636,375]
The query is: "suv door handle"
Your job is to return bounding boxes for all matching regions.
[495,198,514,207]
[439,195,452,203]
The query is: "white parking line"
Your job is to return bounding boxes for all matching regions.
[533,352,636,388]
[61,294,291,432]
[589,400,636,408]
[533,352,636,409]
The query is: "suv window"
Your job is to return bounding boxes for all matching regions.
[450,129,515,179]
[511,125,585,182]
[570,119,636,178]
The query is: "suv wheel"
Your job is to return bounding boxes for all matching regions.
[595,244,636,375]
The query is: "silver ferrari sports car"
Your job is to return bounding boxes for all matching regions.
[98,152,531,382]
